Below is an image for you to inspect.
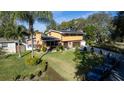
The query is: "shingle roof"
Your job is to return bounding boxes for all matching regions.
[0,38,16,43]
[49,30,84,35]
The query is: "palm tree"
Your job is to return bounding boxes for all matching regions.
[5,24,27,57]
[16,11,53,58]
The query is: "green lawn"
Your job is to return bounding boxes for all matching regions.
[42,50,77,80]
[0,52,45,80]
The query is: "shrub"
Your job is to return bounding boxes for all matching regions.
[41,46,47,52]
[60,45,64,51]
[56,45,64,52]
[37,71,42,77]
[29,74,35,80]
[73,48,104,80]
[56,46,60,51]
[0,48,6,58]
[14,74,21,81]
[25,55,41,65]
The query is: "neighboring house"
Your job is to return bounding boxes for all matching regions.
[0,38,26,53]
[47,30,84,48]
[0,38,17,53]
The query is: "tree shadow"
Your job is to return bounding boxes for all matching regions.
[43,62,48,72]
[21,51,31,57]
[40,50,50,59]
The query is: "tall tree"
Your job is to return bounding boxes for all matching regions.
[45,20,57,34]
[112,11,124,42]
[83,25,96,45]
[16,11,53,58]
[0,11,12,37]
[87,12,113,43]
[5,24,27,57]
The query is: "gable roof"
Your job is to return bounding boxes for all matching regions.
[48,30,84,35]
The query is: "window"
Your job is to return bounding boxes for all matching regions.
[2,43,8,48]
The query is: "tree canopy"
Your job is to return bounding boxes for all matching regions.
[112,11,124,42]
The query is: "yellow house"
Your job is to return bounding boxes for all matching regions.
[27,30,84,49]
[47,30,84,48]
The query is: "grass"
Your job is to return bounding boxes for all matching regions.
[0,51,45,80]
[42,50,77,80]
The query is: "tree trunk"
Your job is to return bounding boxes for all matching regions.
[31,32,34,58]
[29,21,34,58]
[18,40,21,58]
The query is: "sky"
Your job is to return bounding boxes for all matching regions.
[21,11,116,32]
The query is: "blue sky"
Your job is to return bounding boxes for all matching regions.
[21,11,116,32]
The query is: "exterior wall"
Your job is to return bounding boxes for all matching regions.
[0,42,16,53]
[0,43,2,47]
[16,45,26,53]
[48,31,83,42]
[35,33,43,45]
[48,31,84,48]
[48,32,62,40]
[73,41,81,47]
[62,41,81,48]
[7,43,16,53]
[80,40,86,47]
[62,35,83,41]
[68,42,73,48]
[27,39,37,45]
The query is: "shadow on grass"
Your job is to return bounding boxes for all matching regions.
[40,51,49,59]
[21,51,31,58]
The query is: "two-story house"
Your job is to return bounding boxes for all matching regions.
[26,30,85,49]
[47,30,84,48]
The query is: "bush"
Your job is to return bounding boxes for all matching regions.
[56,45,64,52]
[41,46,47,52]
[29,74,35,80]
[73,48,104,80]
[14,74,21,81]
[37,71,42,77]
[25,55,41,65]
[60,45,64,51]
[0,48,6,58]
[56,46,60,51]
